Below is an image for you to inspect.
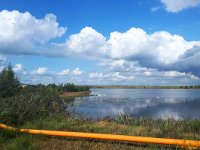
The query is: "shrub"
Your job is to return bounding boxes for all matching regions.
[0,65,20,98]
[0,86,65,125]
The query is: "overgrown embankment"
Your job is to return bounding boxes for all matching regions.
[1,115,200,150]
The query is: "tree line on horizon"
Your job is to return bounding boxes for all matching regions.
[89,85,200,89]
[0,65,89,98]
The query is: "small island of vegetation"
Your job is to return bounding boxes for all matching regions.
[0,66,200,150]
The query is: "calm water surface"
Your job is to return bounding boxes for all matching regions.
[67,88,200,119]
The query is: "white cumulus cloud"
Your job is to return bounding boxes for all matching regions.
[0,10,66,55]
[89,72,103,78]
[93,28,200,76]
[72,68,82,75]
[0,10,200,78]
[111,72,134,81]
[108,28,198,66]
[162,71,199,80]
[161,0,200,12]
[56,69,70,76]
[65,27,200,75]
[65,26,107,58]
[13,64,24,73]
[32,67,48,75]
[163,71,186,77]
[144,71,152,76]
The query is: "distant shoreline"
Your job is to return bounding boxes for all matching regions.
[89,85,200,89]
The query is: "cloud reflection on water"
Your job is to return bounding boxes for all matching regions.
[68,89,200,120]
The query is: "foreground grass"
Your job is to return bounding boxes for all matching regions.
[1,115,200,150]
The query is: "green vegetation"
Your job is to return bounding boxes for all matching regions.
[1,115,200,150]
[0,65,200,149]
[60,83,89,92]
[0,65,20,98]
[0,66,89,125]
[0,86,65,125]
[22,83,89,94]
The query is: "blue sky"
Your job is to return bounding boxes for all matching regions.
[0,0,200,85]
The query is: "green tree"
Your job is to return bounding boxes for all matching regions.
[0,65,20,97]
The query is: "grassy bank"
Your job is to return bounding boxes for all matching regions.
[1,115,200,150]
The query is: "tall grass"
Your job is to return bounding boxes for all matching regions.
[114,115,200,139]
[0,86,66,125]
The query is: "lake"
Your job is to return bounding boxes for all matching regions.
[67,88,200,120]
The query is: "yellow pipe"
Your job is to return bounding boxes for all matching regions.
[0,123,200,148]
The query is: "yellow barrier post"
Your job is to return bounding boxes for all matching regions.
[1,123,200,148]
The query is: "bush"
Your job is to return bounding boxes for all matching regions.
[0,86,65,125]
